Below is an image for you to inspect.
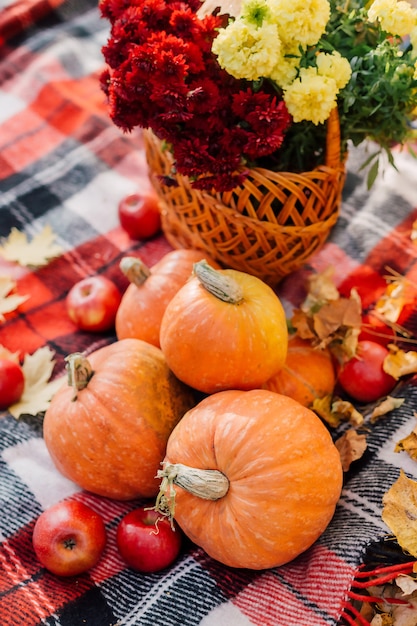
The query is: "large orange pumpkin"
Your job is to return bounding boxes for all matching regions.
[43,338,195,500]
[155,389,343,570]
[159,261,288,393]
[115,249,218,347]
[263,335,336,407]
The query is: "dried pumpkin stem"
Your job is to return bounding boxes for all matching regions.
[120,256,151,286]
[65,353,94,400]
[193,260,243,304]
[154,463,229,527]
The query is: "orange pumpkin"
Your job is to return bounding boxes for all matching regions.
[115,249,218,347]
[264,335,336,407]
[43,338,195,500]
[155,389,343,570]
[159,261,288,393]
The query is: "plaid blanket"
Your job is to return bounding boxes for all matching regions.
[1,1,417,624]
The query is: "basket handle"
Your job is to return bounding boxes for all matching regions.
[325,107,341,170]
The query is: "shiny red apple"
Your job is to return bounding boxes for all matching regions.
[118,192,161,240]
[32,500,107,576]
[66,275,122,332]
[116,506,182,573]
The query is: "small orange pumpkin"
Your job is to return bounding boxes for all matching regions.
[43,338,195,500]
[159,261,288,393]
[155,389,343,570]
[263,335,336,407]
[115,249,218,347]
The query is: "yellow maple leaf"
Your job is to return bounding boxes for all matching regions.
[0,225,63,267]
[382,470,417,558]
[8,346,65,418]
[384,344,417,380]
[0,276,29,321]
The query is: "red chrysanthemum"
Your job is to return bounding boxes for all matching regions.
[100,0,292,190]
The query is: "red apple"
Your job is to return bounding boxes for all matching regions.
[116,506,182,573]
[0,359,25,410]
[32,500,107,577]
[338,340,397,403]
[118,192,161,240]
[66,275,122,332]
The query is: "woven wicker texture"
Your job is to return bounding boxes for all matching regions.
[144,108,346,286]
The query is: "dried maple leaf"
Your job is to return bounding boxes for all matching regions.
[312,395,364,428]
[312,395,341,428]
[382,470,417,558]
[0,225,63,267]
[301,267,340,313]
[291,269,362,362]
[0,276,29,321]
[384,345,417,380]
[395,574,417,596]
[332,399,364,427]
[370,396,405,424]
[335,429,367,471]
[370,612,393,625]
[395,414,417,461]
[8,346,65,418]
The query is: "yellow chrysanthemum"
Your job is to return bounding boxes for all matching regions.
[212,18,281,80]
[316,51,352,90]
[269,43,303,87]
[283,67,338,124]
[414,60,417,79]
[267,0,330,47]
[368,0,417,37]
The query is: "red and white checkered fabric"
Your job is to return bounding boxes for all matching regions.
[1,2,417,625]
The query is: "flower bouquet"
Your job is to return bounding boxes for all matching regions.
[99,0,417,284]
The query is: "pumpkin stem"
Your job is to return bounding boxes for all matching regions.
[65,353,94,401]
[120,256,151,286]
[154,463,230,528]
[193,260,243,304]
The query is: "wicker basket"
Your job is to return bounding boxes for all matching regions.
[144,108,346,286]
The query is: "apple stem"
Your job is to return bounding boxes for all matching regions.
[153,463,229,529]
[65,353,94,401]
[120,256,151,286]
